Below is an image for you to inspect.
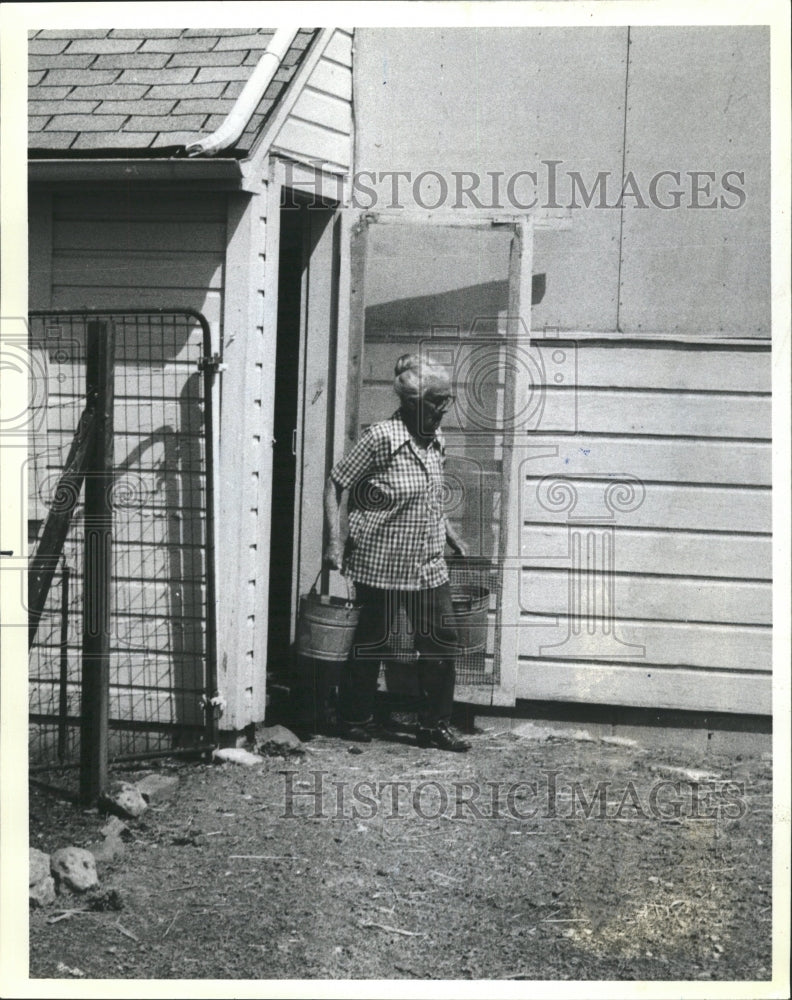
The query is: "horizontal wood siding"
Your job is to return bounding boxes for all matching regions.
[49,191,225,326]
[28,189,226,735]
[514,339,771,714]
[272,29,354,172]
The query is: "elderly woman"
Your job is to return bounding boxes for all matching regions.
[323,354,471,752]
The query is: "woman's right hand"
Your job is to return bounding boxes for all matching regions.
[323,539,342,570]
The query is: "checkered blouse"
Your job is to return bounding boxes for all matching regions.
[330,411,449,590]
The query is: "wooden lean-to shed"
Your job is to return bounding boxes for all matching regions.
[28,24,772,757]
[27,26,356,750]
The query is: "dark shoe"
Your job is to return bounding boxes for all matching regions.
[416,724,471,752]
[336,721,373,743]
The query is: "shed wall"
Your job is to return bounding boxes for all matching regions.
[352,27,772,714]
[516,338,771,713]
[28,187,227,740]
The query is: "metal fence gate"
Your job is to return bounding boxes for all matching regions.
[28,309,218,796]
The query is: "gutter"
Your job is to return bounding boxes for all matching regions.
[28,158,244,185]
[185,26,300,158]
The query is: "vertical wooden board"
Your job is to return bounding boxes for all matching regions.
[217,190,264,728]
[619,27,770,335]
[297,208,338,599]
[493,220,535,706]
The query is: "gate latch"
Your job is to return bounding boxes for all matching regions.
[198,353,226,374]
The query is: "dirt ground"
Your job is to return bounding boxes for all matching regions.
[29,721,772,983]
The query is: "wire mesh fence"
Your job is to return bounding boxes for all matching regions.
[28,311,217,780]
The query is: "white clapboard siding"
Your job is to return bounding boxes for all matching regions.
[529,342,772,392]
[292,87,353,136]
[515,661,771,715]
[522,480,770,533]
[53,221,227,253]
[322,27,354,67]
[522,526,772,580]
[515,340,771,714]
[51,288,223,330]
[536,388,770,439]
[515,437,770,486]
[362,340,772,393]
[272,29,354,170]
[361,381,770,439]
[308,55,353,101]
[53,252,224,291]
[362,343,507,383]
[518,617,770,671]
[53,191,227,223]
[519,569,770,626]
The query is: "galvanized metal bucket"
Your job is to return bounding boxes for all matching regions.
[449,583,490,654]
[297,572,361,662]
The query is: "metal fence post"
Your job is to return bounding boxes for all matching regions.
[80,321,114,805]
[58,563,70,762]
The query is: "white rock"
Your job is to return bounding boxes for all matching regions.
[51,846,99,893]
[99,816,129,839]
[56,962,86,978]
[30,847,50,886]
[212,747,265,766]
[654,765,721,782]
[100,780,148,818]
[601,735,639,748]
[91,835,125,865]
[255,724,304,756]
[135,773,179,803]
[29,875,56,908]
[511,722,594,742]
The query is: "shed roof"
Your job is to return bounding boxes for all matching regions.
[28,28,317,156]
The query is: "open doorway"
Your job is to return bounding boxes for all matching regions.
[266,194,341,692]
[266,202,304,674]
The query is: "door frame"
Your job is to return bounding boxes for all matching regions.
[262,159,347,653]
[340,209,537,707]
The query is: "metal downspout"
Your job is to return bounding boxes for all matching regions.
[185,26,300,157]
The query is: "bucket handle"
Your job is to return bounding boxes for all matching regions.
[309,569,356,607]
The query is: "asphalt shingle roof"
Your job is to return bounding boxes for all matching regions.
[28,28,317,155]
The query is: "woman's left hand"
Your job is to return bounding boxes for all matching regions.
[449,537,468,558]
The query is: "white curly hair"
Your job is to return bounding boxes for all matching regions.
[393,354,451,402]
